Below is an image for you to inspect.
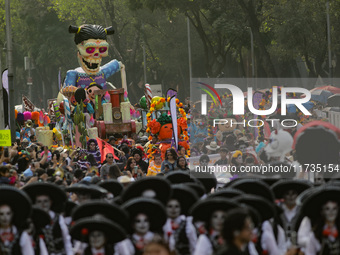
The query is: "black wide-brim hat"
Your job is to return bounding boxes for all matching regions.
[208,188,244,199]
[190,197,239,224]
[65,201,78,218]
[121,177,172,204]
[240,204,261,228]
[122,197,167,233]
[98,180,124,197]
[233,194,276,222]
[271,179,313,199]
[293,121,340,166]
[170,184,199,215]
[23,182,67,213]
[66,184,107,199]
[189,170,217,193]
[226,179,275,202]
[70,215,126,244]
[301,186,340,222]
[165,171,194,184]
[186,182,206,197]
[0,186,32,227]
[71,200,128,229]
[31,206,51,230]
[296,187,317,206]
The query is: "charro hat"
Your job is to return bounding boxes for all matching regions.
[121,177,172,204]
[23,182,67,213]
[66,183,107,199]
[31,206,51,231]
[271,179,313,199]
[70,215,126,244]
[208,188,244,199]
[190,197,239,224]
[98,179,124,197]
[71,200,128,229]
[165,171,194,184]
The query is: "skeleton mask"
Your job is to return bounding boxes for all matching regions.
[77,39,109,75]
[166,199,181,219]
[35,195,52,212]
[133,213,150,235]
[211,210,225,233]
[322,201,338,223]
[89,230,106,249]
[0,205,13,229]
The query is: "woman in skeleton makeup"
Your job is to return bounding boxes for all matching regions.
[115,197,167,255]
[191,197,239,255]
[302,186,340,255]
[163,184,198,254]
[70,215,126,255]
[23,182,73,255]
[0,186,34,255]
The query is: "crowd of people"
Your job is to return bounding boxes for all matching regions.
[0,96,340,255]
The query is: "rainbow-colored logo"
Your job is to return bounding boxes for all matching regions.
[196,82,222,106]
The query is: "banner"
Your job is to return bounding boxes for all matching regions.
[169,95,178,150]
[96,137,119,162]
[22,95,35,112]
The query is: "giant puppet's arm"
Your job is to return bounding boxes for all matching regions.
[63,70,77,87]
[102,59,121,79]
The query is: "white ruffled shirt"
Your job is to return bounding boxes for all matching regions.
[261,220,288,255]
[114,231,154,255]
[0,226,34,255]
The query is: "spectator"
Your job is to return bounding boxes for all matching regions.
[161,148,177,172]
[100,153,115,180]
[147,155,162,176]
[214,147,229,166]
[107,164,122,180]
[175,156,189,171]
[132,148,149,174]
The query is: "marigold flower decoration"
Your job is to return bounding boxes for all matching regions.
[146,96,189,158]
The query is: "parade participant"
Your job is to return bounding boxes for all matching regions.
[70,215,126,255]
[115,197,167,255]
[20,120,35,142]
[216,208,254,255]
[163,184,198,254]
[86,139,101,165]
[120,177,172,205]
[0,186,34,255]
[302,186,340,255]
[98,179,124,201]
[271,179,313,244]
[161,148,177,172]
[190,197,239,255]
[22,182,73,255]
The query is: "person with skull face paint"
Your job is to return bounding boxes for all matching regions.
[64,24,123,90]
[22,183,73,255]
[115,198,167,255]
[0,186,34,255]
[190,197,239,255]
[302,186,340,255]
[271,180,313,246]
[163,184,198,254]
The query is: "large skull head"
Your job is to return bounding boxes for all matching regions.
[77,39,109,75]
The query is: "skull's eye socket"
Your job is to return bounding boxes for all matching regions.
[99,47,108,53]
[86,47,96,54]
[88,89,92,93]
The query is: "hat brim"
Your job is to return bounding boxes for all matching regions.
[271,180,313,199]
[70,217,126,244]
[206,146,220,151]
[190,171,217,193]
[165,171,194,184]
[186,182,206,197]
[122,197,167,233]
[234,194,276,222]
[23,183,66,213]
[72,200,128,229]
[208,188,244,199]
[190,197,239,223]
[227,179,274,202]
[98,180,124,197]
[66,184,107,199]
[65,201,78,217]
[0,186,32,227]
[121,177,171,204]
[170,185,199,215]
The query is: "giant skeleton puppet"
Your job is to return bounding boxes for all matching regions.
[63,24,123,90]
